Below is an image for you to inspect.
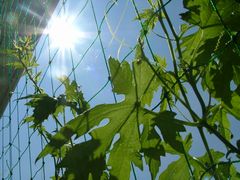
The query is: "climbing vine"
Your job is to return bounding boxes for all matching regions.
[7,0,240,179]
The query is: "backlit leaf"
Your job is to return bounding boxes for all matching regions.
[38,50,162,179]
[23,94,58,127]
[190,149,225,179]
[209,105,231,141]
[154,111,186,153]
[58,140,106,180]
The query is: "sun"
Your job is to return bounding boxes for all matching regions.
[45,15,89,78]
[46,16,82,49]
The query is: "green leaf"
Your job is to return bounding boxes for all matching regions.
[209,105,232,141]
[90,57,161,179]
[108,57,133,96]
[154,111,186,153]
[34,72,42,83]
[180,0,224,65]
[154,55,167,69]
[36,124,75,161]
[23,94,58,127]
[0,49,16,57]
[180,0,240,104]
[181,0,240,32]
[222,89,240,120]
[132,61,161,106]
[203,60,233,103]
[179,24,191,38]
[230,165,240,179]
[6,61,24,69]
[233,65,240,85]
[183,133,193,152]
[135,7,161,38]
[58,140,106,180]
[199,149,224,164]
[59,76,90,115]
[190,149,225,179]
[180,0,240,65]
[162,133,193,156]
[159,89,168,112]
[198,35,240,104]
[216,163,231,179]
[38,52,162,179]
[141,119,165,179]
[159,156,190,180]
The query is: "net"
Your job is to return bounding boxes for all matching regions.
[1,0,183,179]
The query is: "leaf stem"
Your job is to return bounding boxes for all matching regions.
[131,0,199,120]
[132,62,141,141]
[198,127,219,179]
[52,115,63,128]
[158,0,206,119]
[157,0,199,121]
[157,2,220,179]
[182,147,194,177]
[203,122,240,154]
[158,0,204,118]
[167,97,195,177]
[131,162,138,180]
[17,52,42,94]
[188,73,207,119]
[200,160,240,180]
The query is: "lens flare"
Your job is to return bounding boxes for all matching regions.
[46,16,84,49]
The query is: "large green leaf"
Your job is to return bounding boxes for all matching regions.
[82,57,163,179]
[180,0,240,65]
[38,52,165,179]
[201,48,240,105]
[181,0,240,104]
[180,0,220,65]
[181,0,240,33]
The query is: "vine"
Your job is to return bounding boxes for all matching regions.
[6,0,240,179]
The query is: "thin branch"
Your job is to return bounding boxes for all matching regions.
[158,0,207,119]
[17,52,42,94]
[153,31,176,41]
[198,128,217,174]
[203,122,240,154]
[156,1,197,121]
[200,160,240,180]
[158,1,219,179]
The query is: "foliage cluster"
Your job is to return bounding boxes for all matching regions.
[7,0,240,179]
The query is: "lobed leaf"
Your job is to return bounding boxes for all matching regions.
[38,52,179,179]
